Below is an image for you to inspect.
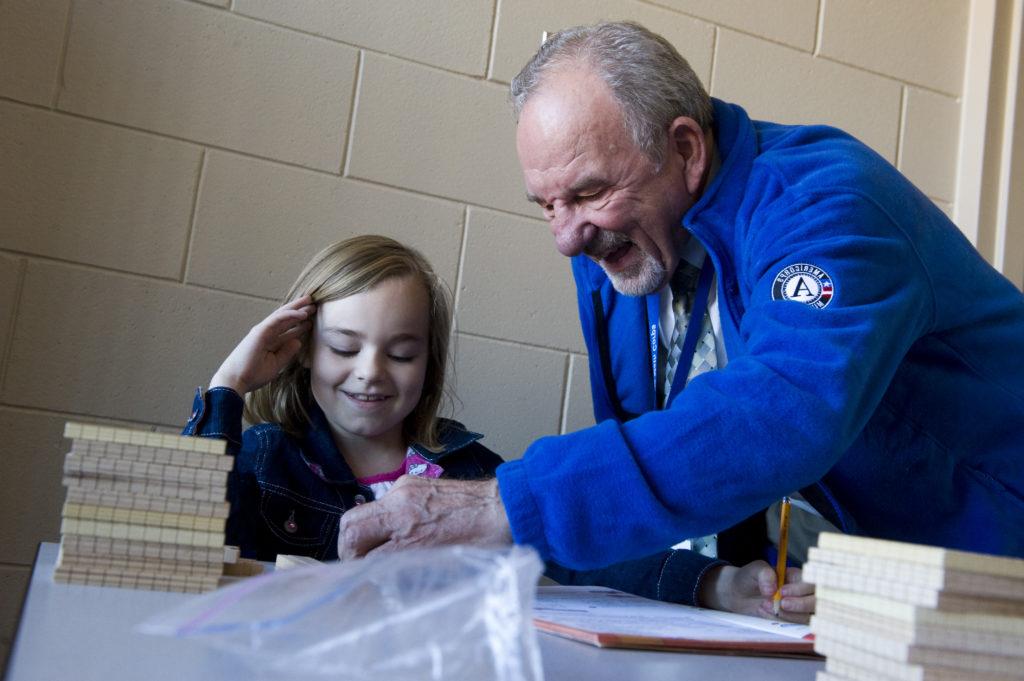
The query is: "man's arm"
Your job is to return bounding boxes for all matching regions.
[497,193,935,569]
[337,476,511,560]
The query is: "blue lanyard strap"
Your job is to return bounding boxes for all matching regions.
[666,258,714,405]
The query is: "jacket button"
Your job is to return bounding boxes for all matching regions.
[353,494,366,505]
[284,510,298,534]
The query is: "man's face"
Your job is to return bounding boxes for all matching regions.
[516,67,697,296]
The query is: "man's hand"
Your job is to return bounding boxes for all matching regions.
[337,476,513,560]
[697,560,815,623]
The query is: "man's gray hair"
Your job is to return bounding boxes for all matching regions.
[510,22,713,166]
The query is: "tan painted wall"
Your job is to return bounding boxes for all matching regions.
[0,0,976,661]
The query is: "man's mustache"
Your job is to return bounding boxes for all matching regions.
[583,230,631,259]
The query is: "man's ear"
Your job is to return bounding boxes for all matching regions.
[666,116,710,196]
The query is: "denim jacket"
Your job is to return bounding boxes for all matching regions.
[183,387,503,561]
[183,388,738,605]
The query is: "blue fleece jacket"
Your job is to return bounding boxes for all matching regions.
[496,99,1024,569]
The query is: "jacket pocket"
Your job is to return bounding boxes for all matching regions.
[258,486,339,551]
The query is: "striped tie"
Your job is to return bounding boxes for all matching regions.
[664,258,719,558]
[663,261,718,403]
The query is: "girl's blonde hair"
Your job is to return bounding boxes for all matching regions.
[245,235,453,450]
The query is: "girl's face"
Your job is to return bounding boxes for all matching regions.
[308,275,430,453]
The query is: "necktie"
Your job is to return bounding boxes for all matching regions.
[663,258,720,559]
[662,260,717,404]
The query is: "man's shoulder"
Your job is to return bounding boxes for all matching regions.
[750,119,895,195]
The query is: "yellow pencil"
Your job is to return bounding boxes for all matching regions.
[772,496,791,617]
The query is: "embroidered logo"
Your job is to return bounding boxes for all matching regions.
[771,263,834,309]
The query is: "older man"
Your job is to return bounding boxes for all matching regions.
[339,22,1024,594]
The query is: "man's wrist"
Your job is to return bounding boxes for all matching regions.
[483,478,513,544]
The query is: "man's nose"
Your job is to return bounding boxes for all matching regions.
[550,203,594,257]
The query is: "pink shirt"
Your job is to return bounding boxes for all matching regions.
[355,447,444,500]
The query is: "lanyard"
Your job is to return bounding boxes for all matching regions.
[665,259,714,406]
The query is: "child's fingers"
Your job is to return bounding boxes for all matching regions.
[781,581,814,597]
[780,568,814,597]
[758,595,814,622]
[255,304,315,340]
[755,563,778,597]
[274,321,312,350]
[779,594,816,615]
[282,294,314,310]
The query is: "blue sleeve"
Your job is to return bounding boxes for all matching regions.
[545,550,726,606]
[497,190,935,568]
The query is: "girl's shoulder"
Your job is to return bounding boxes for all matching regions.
[413,418,504,477]
[434,417,484,450]
[238,421,295,457]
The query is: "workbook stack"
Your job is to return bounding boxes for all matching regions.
[53,422,236,593]
[804,532,1024,681]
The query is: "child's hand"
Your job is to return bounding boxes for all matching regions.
[698,560,815,623]
[209,296,316,395]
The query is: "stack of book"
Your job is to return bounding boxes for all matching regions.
[804,532,1024,681]
[54,421,238,593]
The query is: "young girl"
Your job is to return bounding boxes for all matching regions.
[183,235,502,561]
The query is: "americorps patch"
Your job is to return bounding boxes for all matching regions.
[771,263,834,309]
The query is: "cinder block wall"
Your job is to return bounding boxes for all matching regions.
[0,0,968,660]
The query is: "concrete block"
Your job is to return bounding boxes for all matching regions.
[648,0,818,51]
[820,0,967,96]
[490,0,714,86]
[450,334,566,459]
[235,0,493,75]
[900,87,960,202]
[188,151,465,298]
[0,0,69,106]
[0,409,67,565]
[0,256,23,376]
[58,0,357,172]
[348,52,527,216]
[712,29,902,163]
[563,354,594,434]
[458,207,584,353]
[2,262,275,425]
[0,102,201,279]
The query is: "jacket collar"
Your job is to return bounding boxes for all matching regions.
[683,98,755,252]
[300,403,483,484]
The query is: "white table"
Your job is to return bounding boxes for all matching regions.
[5,544,824,680]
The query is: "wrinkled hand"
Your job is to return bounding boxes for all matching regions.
[210,296,316,395]
[337,476,512,560]
[698,560,815,623]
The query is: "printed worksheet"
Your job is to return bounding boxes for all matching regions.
[533,586,816,655]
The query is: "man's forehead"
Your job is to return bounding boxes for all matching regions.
[521,68,619,129]
[517,72,628,166]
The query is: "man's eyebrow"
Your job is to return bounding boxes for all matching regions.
[525,177,607,205]
[568,175,607,194]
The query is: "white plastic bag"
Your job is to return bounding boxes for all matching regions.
[139,545,544,681]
